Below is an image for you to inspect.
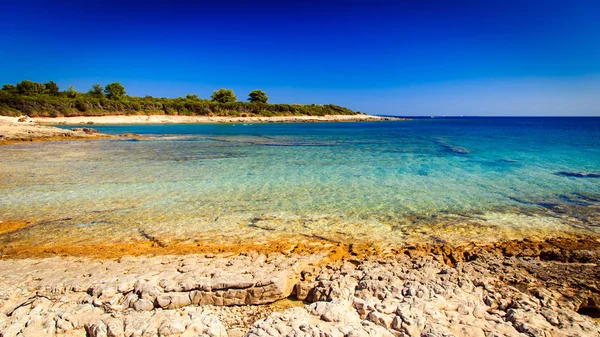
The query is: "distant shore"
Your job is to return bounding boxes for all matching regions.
[0,116,110,143]
[29,114,406,125]
[0,114,407,145]
[0,114,405,143]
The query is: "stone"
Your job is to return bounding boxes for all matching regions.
[368,310,394,329]
[85,321,108,337]
[133,298,154,311]
[472,305,488,318]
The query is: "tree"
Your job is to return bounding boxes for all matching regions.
[44,81,60,95]
[211,88,236,103]
[104,82,126,100]
[88,83,104,97]
[248,89,268,103]
[65,85,78,98]
[16,80,46,95]
[186,94,200,100]
[1,84,17,93]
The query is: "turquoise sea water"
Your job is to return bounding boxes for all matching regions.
[1,117,599,247]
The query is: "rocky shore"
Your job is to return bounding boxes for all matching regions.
[0,117,109,144]
[1,236,599,336]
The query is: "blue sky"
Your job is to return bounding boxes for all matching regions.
[1,0,599,116]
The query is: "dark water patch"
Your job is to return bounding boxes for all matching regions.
[507,196,541,206]
[573,193,600,203]
[555,171,600,178]
[506,193,600,228]
[558,194,593,207]
[432,138,471,155]
[497,158,518,163]
[441,144,470,155]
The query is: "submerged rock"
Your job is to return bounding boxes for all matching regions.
[555,171,600,178]
[71,127,101,134]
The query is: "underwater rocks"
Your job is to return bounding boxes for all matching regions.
[71,127,101,134]
[1,238,600,336]
[555,171,600,178]
[441,144,471,155]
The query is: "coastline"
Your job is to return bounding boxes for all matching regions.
[0,114,403,143]
[29,114,405,125]
[2,116,599,336]
[1,235,599,336]
[0,116,111,144]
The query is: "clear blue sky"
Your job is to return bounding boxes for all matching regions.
[1,0,599,116]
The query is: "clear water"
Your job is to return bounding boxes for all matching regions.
[1,118,599,248]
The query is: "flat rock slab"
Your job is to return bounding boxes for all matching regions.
[0,252,321,319]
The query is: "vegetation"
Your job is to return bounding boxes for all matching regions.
[248,89,268,103]
[211,88,236,103]
[0,80,358,117]
[104,82,126,100]
[88,84,104,98]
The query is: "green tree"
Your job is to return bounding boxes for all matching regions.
[44,81,60,95]
[104,82,126,100]
[248,89,268,103]
[211,88,236,103]
[65,85,78,98]
[16,80,46,95]
[88,83,104,97]
[186,94,200,100]
[1,84,17,93]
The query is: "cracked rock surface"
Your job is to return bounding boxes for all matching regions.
[1,238,600,336]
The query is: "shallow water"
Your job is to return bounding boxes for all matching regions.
[1,118,599,248]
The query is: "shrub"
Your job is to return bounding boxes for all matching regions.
[211,88,236,103]
[248,89,268,103]
[105,82,126,100]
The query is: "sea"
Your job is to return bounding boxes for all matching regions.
[1,117,599,248]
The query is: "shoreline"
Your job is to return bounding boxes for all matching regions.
[0,114,404,144]
[1,235,599,335]
[29,114,406,125]
[0,116,111,144]
[2,115,600,335]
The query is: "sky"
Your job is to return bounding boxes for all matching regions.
[1,0,599,116]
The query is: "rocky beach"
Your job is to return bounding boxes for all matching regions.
[1,235,599,337]
[2,0,598,335]
[0,117,109,144]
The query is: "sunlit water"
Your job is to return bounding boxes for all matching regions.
[1,118,599,248]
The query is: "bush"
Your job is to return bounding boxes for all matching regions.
[105,82,126,100]
[248,89,268,103]
[211,88,236,103]
[75,100,87,112]
[0,80,359,117]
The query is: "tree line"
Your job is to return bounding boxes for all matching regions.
[0,80,358,117]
